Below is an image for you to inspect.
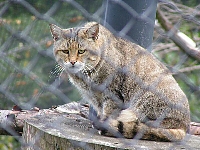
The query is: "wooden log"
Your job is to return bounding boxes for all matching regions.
[0,107,40,136]
[21,102,200,150]
[1,102,200,149]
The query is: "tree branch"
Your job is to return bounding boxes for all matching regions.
[0,102,89,136]
[0,108,40,135]
[157,4,200,61]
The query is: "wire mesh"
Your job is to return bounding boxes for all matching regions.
[0,0,200,149]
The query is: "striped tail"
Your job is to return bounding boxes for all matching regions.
[100,109,186,141]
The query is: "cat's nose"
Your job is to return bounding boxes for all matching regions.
[70,61,76,65]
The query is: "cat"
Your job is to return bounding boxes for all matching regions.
[49,22,190,141]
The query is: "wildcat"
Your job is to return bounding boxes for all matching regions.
[49,22,190,141]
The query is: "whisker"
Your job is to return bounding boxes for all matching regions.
[49,64,65,79]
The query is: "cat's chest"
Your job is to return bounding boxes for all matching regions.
[69,73,101,93]
[68,71,112,99]
[69,74,89,90]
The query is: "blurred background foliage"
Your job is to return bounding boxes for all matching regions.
[0,0,199,149]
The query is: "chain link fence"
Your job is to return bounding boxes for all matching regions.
[0,0,200,149]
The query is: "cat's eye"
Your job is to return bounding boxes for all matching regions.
[78,50,86,54]
[62,50,69,54]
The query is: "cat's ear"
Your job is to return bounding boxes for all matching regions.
[49,24,62,41]
[86,23,99,40]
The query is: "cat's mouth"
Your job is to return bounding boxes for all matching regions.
[63,62,84,74]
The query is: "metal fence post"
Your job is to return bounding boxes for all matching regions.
[103,0,158,51]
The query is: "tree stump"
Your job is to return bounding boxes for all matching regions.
[21,102,200,150]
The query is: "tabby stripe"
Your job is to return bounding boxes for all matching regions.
[118,121,124,134]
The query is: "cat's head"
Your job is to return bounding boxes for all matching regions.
[49,22,101,74]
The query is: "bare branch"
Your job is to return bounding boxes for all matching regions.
[157,4,200,61]
[178,65,200,73]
